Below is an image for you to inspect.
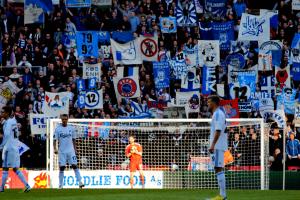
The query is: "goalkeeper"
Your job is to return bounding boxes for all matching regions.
[125,135,145,189]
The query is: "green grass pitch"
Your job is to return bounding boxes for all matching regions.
[0,189,299,200]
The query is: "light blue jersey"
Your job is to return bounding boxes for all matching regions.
[0,117,18,151]
[210,107,228,151]
[54,125,77,154]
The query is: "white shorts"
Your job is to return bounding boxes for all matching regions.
[210,149,225,168]
[59,152,77,167]
[2,148,20,168]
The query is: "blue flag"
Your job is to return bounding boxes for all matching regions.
[211,21,234,51]
[153,62,170,91]
[77,79,86,92]
[176,0,197,27]
[112,31,134,43]
[66,0,91,7]
[97,31,110,44]
[292,62,300,81]
[160,17,177,33]
[76,31,99,57]
[202,65,216,95]
[238,70,256,101]
[204,0,227,17]
[25,0,52,24]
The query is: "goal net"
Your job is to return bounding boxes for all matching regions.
[47,118,269,189]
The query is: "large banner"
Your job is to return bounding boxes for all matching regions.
[25,0,52,24]
[201,65,216,95]
[169,59,188,80]
[153,62,170,91]
[260,75,275,97]
[292,62,300,81]
[111,38,142,65]
[159,17,177,33]
[204,0,227,17]
[211,21,234,51]
[275,65,291,94]
[181,67,200,92]
[49,170,163,189]
[0,80,20,110]
[92,0,111,6]
[77,89,103,109]
[220,99,239,118]
[43,92,69,116]
[262,110,285,128]
[176,0,197,27]
[183,44,198,67]
[66,0,91,7]
[198,40,220,67]
[140,35,158,62]
[258,40,282,70]
[30,114,58,135]
[113,67,140,99]
[238,13,270,41]
[76,31,98,57]
[82,63,102,82]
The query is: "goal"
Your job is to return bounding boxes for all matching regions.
[47,118,269,189]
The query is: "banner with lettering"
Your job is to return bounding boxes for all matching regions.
[176,0,197,27]
[77,89,103,109]
[198,40,220,67]
[169,59,189,80]
[153,62,170,91]
[211,21,234,51]
[82,63,102,82]
[66,0,91,7]
[262,110,286,128]
[201,65,216,95]
[160,17,177,33]
[30,114,58,135]
[292,0,300,10]
[140,35,158,62]
[237,70,256,101]
[238,13,270,41]
[275,65,291,94]
[76,31,98,57]
[43,92,69,116]
[204,0,227,17]
[239,102,252,112]
[113,67,140,99]
[220,99,239,118]
[260,74,275,97]
[0,80,21,110]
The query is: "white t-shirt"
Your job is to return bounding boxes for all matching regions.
[54,125,77,154]
[0,117,18,151]
[210,107,228,151]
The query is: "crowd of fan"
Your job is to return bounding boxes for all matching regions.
[0,0,300,170]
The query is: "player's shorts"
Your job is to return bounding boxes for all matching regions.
[59,152,77,167]
[2,148,20,168]
[129,160,142,172]
[210,149,225,168]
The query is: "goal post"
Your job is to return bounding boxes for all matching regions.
[47,118,268,189]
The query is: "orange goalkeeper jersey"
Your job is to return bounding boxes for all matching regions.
[125,143,142,162]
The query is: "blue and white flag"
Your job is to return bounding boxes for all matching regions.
[201,65,216,95]
[153,62,170,91]
[260,75,275,97]
[211,21,234,51]
[77,89,103,109]
[260,9,278,30]
[183,44,198,67]
[237,70,256,101]
[169,59,188,80]
[126,100,152,119]
[258,40,282,69]
[204,0,227,17]
[97,31,110,43]
[112,31,134,43]
[82,63,102,82]
[98,32,111,59]
[292,62,300,81]
[76,31,99,57]
[113,67,140,99]
[77,79,86,92]
[25,0,52,24]
[17,140,30,156]
[62,32,77,51]
[277,88,297,115]
[262,110,286,128]
[160,17,177,33]
[66,0,91,7]
[92,0,112,6]
[181,67,200,92]
[198,40,220,67]
[238,13,270,41]
[291,33,300,63]
[194,0,204,13]
[111,38,142,65]
[176,0,197,27]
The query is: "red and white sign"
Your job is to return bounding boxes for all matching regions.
[140,35,158,62]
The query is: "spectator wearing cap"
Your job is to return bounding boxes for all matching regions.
[286,132,300,167]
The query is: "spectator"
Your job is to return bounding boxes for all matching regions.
[286,132,300,167]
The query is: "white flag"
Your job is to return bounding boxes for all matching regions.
[82,63,102,82]
[198,40,220,67]
[111,38,142,65]
[238,13,270,41]
[43,92,69,116]
[140,35,158,62]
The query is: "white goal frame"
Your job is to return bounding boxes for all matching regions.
[47,118,267,190]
